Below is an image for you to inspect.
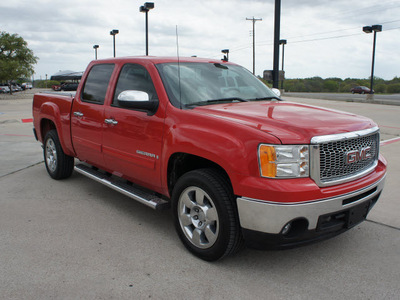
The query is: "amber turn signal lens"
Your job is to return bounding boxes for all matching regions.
[259,145,277,178]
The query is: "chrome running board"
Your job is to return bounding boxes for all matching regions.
[74,163,169,210]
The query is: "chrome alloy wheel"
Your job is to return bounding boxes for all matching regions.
[45,138,57,173]
[178,186,219,249]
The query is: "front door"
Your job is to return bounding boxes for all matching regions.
[102,63,165,191]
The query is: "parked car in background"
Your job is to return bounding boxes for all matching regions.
[22,82,33,90]
[60,82,79,91]
[11,84,22,92]
[0,85,10,93]
[351,86,373,94]
[52,84,61,91]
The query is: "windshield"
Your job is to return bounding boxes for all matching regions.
[156,62,279,108]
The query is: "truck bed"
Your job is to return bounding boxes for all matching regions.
[32,92,75,156]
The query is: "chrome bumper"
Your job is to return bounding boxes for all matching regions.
[236,175,385,234]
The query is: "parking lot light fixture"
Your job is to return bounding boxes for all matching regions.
[110,29,119,58]
[279,39,287,90]
[363,24,382,94]
[93,45,99,60]
[140,2,154,56]
[221,49,229,61]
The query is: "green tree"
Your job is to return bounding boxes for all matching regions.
[323,80,339,92]
[0,31,38,93]
[375,83,386,93]
[387,83,400,94]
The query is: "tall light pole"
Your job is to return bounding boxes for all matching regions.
[363,24,382,94]
[246,17,262,75]
[110,29,119,58]
[140,2,154,56]
[93,45,99,60]
[279,39,287,90]
[273,0,281,88]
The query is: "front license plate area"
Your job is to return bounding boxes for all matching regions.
[347,201,371,228]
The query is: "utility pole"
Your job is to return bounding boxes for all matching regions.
[246,17,262,75]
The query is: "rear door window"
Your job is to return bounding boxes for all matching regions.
[81,64,115,104]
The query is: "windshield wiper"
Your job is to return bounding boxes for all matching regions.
[187,97,249,107]
[247,96,281,101]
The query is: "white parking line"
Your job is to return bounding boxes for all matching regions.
[380,137,400,146]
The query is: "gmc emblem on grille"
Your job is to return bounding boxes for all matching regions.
[346,146,372,164]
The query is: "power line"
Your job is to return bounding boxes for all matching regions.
[330,1,400,18]
[256,19,400,47]
[205,19,400,58]
[216,26,400,56]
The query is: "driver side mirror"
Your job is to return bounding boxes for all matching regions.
[117,90,158,115]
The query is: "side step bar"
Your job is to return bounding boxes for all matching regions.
[74,163,170,210]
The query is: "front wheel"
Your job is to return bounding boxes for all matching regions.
[43,129,74,179]
[172,169,243,261]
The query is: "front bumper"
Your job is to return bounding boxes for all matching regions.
[236,174,385,249]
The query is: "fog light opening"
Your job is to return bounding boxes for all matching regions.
[281,218,308,238]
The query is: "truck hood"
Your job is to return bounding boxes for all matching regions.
[193,101,376,144]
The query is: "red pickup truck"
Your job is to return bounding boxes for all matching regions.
[33,56,386,261]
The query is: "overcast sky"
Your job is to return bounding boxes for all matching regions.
[1,0,399,80]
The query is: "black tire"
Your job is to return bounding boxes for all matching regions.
[43,129,74,180]
[171,168,244,261]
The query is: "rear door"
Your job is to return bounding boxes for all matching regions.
[71,64,115,167]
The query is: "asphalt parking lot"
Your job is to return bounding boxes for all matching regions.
[1,90,399,299]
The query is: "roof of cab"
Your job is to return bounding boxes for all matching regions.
[91,56,234,65]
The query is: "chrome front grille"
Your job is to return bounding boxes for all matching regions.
[310,127,380,187]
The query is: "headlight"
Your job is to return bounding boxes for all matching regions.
[258,144,309,178]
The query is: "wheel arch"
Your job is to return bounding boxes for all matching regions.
[40,118,57,142]
[167,152,233,197]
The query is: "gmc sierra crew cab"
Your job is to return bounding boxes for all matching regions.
[32,56,387,261]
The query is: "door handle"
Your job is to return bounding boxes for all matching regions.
[73,111,84,117]
[104,118,118,125]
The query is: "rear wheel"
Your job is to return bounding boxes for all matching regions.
[43,129,74,179]
[172,169,243,261]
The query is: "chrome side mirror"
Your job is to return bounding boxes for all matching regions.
[117,90,150,102]
[117,90,158,115]
[271,88,281,98]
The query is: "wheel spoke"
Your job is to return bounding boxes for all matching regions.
[205,207,218,222]
[195,189,206,206]
[192,228,203,247]
[181,193,195,209]
[204,225,217,245]
[179,213,192,226]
